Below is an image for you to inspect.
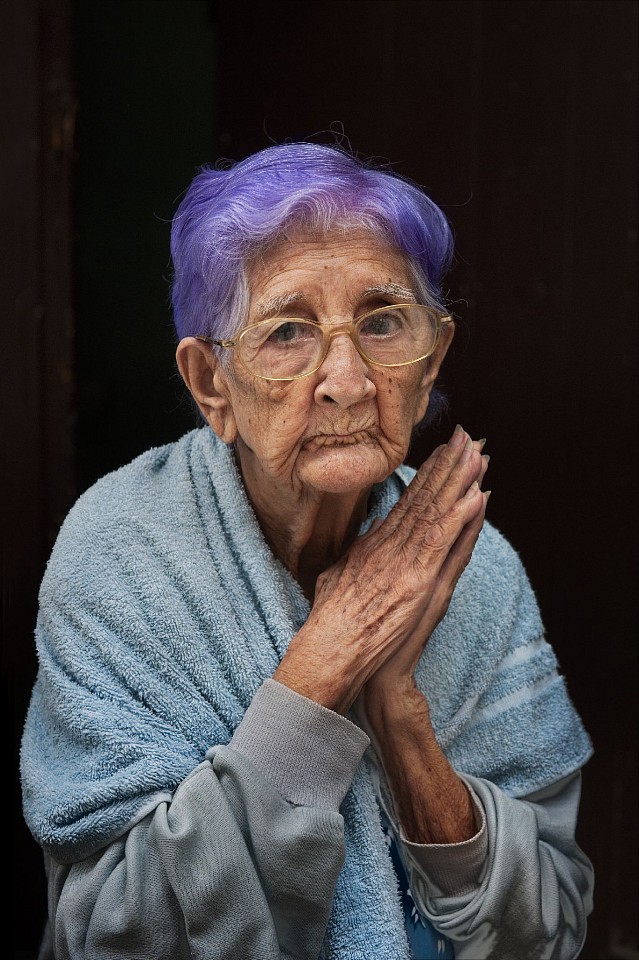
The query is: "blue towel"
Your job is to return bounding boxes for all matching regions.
[20,427,592,960]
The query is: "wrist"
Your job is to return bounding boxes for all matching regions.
[272,663,351,715]
[274,626,365,714]
[361,684,475,844]
[363,675,429,727]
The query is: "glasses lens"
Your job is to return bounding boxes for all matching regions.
[356,305,439,365]
[239,319,323,379]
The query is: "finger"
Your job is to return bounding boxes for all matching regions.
[357,517,384,542]
[417,428,487,507]
[411,438,483,536]
[385,428,473,534]
[371,487,487,672]
[377,443,451,537]
[372,430,483,560]
[436,488,489,586]
[404,425,470,502]
[478,453,490,489]
[418,427,482,489]
[419,489,489,624]
[408,476,483,564]
[352,433,485,568]
[450,422,467,449]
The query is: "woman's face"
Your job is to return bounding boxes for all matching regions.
[205,229,453,499]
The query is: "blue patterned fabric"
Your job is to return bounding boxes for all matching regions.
[380,811,455,959]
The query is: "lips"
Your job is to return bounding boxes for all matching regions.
[307,430,373,447]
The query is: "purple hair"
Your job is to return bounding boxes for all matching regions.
[170,143,454,349]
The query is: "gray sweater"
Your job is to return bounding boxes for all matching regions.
[22,431,593,959]
[41,679,593,960]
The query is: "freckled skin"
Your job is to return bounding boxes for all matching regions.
[220,231,441,502]
[177,228,482,846]
[177,227,453,587]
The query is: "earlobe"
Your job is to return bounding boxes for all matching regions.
[175,338,238,444]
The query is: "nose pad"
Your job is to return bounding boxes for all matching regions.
[314,332,376,406]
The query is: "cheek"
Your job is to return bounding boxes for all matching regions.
[233,380,312,451]
[380,375,423,426]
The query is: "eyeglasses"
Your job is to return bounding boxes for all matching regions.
[195,304,452,381]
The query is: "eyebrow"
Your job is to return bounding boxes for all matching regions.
[254,284,417,321]
[254,293,306,321]
[360,284,417,303]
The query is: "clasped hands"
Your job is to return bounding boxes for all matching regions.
[275,425,490,716]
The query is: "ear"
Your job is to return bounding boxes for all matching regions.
[176,338,238,444]
[414,320,455,425]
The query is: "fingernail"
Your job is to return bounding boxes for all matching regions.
[482,454,490,464]
[484,489,492,500]
[465,480,480,498]
[450,424,466,448]
[460,437,474,463]
[477,438,487,450]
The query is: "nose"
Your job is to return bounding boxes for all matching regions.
[313,330,376,407]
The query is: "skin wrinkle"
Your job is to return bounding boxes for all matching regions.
[192,230,449,590]
[253,283,418,325]
[177,226,486,848]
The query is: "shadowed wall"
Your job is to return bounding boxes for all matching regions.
[5,1,636,956]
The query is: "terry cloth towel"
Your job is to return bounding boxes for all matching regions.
[21,427,593,960]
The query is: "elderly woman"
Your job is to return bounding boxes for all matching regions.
[21,143,593,960]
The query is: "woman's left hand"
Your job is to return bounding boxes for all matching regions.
[275,428,489,715]
[359,439,489,700]
[350,441,489,846]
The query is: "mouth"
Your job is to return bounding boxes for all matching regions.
[305,430,374,448]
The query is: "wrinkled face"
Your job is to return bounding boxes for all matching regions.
[213,229,452,498]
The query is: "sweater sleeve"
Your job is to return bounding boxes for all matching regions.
[43,680,369,960]
[396,770,594,960]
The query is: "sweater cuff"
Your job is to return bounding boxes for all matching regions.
[399,777,488,897]
[227,679,370,811]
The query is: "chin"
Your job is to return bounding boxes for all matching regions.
[299,448,392,495]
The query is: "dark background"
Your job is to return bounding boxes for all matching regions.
[3,1,637,957]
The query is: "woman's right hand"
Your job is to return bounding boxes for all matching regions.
[273,426,489,714]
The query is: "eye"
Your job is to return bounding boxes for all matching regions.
[358,309,404,338]
[265,320,311,344]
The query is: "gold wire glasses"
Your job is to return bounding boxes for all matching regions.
[195,304,452,381]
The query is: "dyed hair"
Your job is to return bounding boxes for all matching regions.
[170,143,454,352]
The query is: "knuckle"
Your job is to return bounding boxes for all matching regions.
[423,521,449,552]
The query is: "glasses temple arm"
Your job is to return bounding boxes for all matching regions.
[194,335,237,348]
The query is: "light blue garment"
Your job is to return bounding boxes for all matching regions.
[21,427,592,960]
